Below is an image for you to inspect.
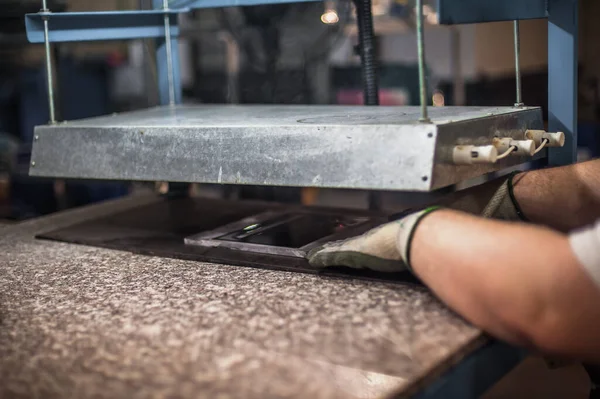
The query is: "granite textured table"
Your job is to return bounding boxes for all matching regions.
[0,194,486,399]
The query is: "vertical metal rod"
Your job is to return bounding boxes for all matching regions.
[513,20,524,107]
[41,0,56,123]
[416,0,429,122]
[163,0,176,106]
[353,0,379,106]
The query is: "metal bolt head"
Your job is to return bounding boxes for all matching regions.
[34,135,39,141]
[31,161,36,167]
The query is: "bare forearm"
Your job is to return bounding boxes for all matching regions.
[515,159,600,232]
[410,210,600,361]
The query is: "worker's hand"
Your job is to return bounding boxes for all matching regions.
[308,174,525,272]
[308,207,440,272]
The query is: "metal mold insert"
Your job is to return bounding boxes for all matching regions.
[29,104,545,191]
[184,210,378,258]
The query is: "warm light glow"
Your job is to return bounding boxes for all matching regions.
[426,13,439,24]
[432,91,445,107]
[423,4,439,24]
[321,10,339,24]
[372,3,387,16]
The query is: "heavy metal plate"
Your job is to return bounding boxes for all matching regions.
[30,105,545,192]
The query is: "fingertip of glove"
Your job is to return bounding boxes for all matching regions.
[306,246,322,259]
[306,247,326,267]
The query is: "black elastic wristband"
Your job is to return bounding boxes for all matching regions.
[405,207,443,272]
[507,171,529,222]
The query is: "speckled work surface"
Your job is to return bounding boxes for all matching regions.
[0,195,484,399]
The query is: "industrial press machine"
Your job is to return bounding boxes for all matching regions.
[21,0,580,268]
[25,0,577,193]
[0,1,582,398]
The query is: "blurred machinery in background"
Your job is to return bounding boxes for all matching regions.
[0,0,133,219]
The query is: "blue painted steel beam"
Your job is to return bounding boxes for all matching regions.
[548,0,578,166]
[437,0,547,25]
[25,10,181,43]
[170,0,319,9]
[25,0,322,45]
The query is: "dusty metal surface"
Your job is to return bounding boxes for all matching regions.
[30,105,544,191]
[432,105,546,187]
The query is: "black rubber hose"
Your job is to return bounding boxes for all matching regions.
[353,0,379,106]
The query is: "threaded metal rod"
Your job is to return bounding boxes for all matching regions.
[163,0,176,106]
[416,0,429,122]
[514,20,524,107]
[353,0,379,106]
[41,0,56,123]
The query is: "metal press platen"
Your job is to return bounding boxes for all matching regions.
[30,105,547,191]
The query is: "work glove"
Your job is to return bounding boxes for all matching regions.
[480,172,528,221]
[435,171,527,221]
[307,173,527,272]
[307,207,440,272]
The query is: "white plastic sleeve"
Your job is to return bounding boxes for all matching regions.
[569,220,600,290]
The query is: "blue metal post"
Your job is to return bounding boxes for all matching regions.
[412,341,526,399]
[548,0,578,166]
[153,0,182,105]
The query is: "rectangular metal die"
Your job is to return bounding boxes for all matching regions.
[30,105,545,192]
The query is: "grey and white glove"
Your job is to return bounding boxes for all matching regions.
[307,207,441,272]
[308,174,527,272]
[480,172,528,221]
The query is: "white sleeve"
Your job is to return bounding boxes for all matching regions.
[569,220,600,290]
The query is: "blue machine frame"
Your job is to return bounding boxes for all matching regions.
[25,10,181,43]
[437,0,548,24]
[24,0,322,106]
[547,0,578,166]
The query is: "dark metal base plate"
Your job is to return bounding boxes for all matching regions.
[37,197,419,285]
